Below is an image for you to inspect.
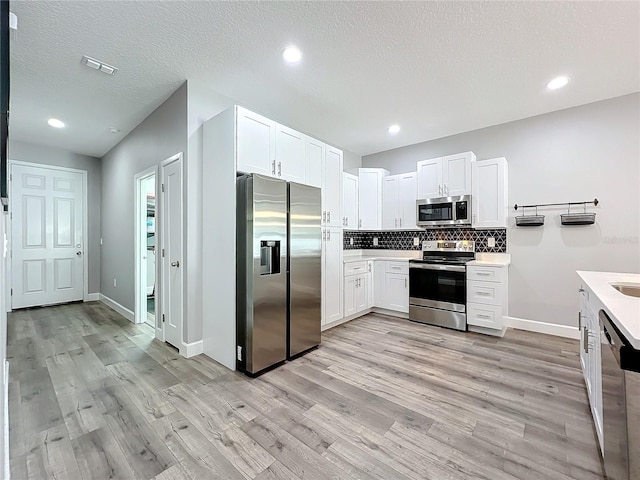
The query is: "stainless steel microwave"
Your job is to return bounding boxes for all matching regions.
[416,195,472,227]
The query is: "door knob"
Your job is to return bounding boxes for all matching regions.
[76,251,82,256]
[171,261,180,268]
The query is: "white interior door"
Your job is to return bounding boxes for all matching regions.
[11,163,85,309]
[161,156,183,349]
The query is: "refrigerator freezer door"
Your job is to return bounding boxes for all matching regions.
[288,182,322,358]
[238,174,288,374]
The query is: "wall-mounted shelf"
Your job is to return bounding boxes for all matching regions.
[514,198,598,227]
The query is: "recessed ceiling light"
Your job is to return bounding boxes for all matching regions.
[47,118,65,129]
[108,127,120,134]
[547,75,569,90]
[388,124,400,135]
[282,46,302,64]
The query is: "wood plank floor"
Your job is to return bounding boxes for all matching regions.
[8,302,605,479]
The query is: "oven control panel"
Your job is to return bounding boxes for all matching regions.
[422,240,475,252]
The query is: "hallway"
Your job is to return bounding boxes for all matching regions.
[7,303,603,479]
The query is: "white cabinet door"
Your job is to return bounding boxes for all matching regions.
[358,168,385,230]
[355,275,368,313]
[416,158,442,199]
[382,176,399,230]
[323,227,343,325]
[275,124,305,183]
[472,157,507,229]
[442,152,474,197]
[305,137,323,188]
[343,276,357,318]
[236,107,275,176]
[342,173,359,229]
[373,261,385,308]
[323,147,343,227]
[398,172,417,229]
[385,273,409,313]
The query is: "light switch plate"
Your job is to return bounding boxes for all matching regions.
[487,237,495,248]
[413,237,420,246]
[373,237,379,246]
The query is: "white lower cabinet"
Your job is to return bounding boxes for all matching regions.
[322,228,343,326]
[578,285,603,453]
[372,260,409,313]
[344,261,371,318]
[466,264,508,335]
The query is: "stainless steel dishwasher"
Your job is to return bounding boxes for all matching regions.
[600,310,640,480]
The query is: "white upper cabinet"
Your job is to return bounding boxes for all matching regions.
[472,157,508,229]
[417,152,475,199]
[305,137,323,188]
[342,173,359,229]
[323,146,343,227]
[442,152,474,196]
[357,168,388,230]
[275,124,305,183]
[382,172,417,230]
[416,158,442,198]
[236,107,276,176]
[382,176,399,229]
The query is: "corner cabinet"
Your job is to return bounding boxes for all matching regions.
[373,261,409,313]
[342,173,359,229]
[382,172,417,230]
[357,168,388,230]
[472,157,508,229]
[417,151,475,199]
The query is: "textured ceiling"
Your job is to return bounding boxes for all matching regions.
[9,1,640,158]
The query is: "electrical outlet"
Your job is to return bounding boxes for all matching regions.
[113,278,117,287]
[373,237,379,246]
[487,237,495,248]
[349,237,354,245]
[413,237,420,246]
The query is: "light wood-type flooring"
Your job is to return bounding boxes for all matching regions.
[8,302,605,479]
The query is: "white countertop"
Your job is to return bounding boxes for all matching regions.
[468,253,511,266]
[343,250,420,263]
[577,271,640,348]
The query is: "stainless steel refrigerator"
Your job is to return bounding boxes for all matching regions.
[236,174,321,375]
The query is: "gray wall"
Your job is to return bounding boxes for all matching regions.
[343,150,362,171]
[100,82,188,335]
[8,140,102,294]
[363,93,640,327]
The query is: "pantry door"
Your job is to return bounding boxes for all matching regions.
[10,162,86,309]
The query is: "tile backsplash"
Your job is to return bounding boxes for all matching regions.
[343,228,507,253]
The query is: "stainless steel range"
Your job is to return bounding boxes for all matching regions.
[409,240,475,331]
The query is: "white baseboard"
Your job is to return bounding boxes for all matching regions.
[99,294,135,323]
[84,293,100,302]
[182,340,203,358]
[506,316,580,339]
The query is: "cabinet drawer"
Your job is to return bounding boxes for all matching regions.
[385,261,408,275]
[467,303,503,329]
[345,261,367,276]
[467,265,504,283]
[467,280,502,306]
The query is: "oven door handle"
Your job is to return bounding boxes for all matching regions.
[409,263,466,273]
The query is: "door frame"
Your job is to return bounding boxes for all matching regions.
[134,166,158,326]
[7,160,90,310]
[158,152,184,349]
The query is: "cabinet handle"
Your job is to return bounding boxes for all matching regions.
[359,219,362,228]
[368,264,371,272]
[477,314,491,319]
[444,184,448,195]
[395,218,397,228]
[327,229,331,241]
[477,292,490,296]
[583,326,589,353]
[439,185,442,195]
[272,160,276,175]
[399,218,402,227]
[477,272,491,276]
[322,211,326,224]
[578,311,582,329]
[327,211,331,223]
[278,161,282,177]
[404,277,407,288]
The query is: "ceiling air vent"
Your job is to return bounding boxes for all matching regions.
[81,55,118,76]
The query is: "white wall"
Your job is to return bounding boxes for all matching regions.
[363,93,640,327]
[7,140,102,295]
[100,83,188,335]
